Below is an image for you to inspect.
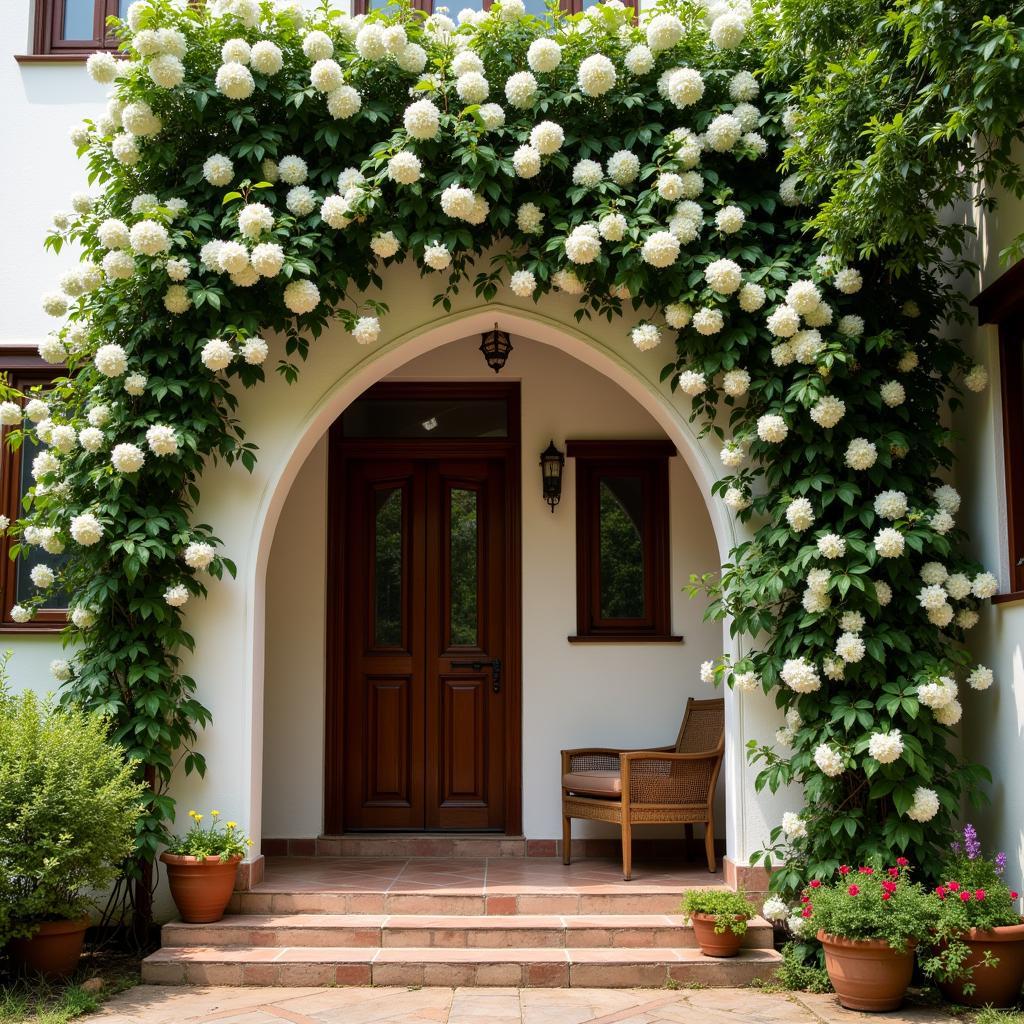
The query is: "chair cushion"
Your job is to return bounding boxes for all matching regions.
[562,769,622,798]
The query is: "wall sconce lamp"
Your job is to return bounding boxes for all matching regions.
[540,440,565,513]
[479,323,513,373]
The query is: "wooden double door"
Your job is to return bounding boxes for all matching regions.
[334,448,517,832]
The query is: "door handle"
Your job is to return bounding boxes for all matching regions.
[450,657,502,694]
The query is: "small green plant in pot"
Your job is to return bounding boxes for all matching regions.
[805,860,940,1012]
[920,825,1024,1007]
[161,810,251,923]
[0,675,143,978]
[682,888,757,957]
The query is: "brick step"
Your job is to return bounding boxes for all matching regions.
[142,944,782,988]
[231,886,726,916]
[267,835,530,859]
[162,913,774,951]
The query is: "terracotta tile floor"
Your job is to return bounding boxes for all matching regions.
[254,857,723,895]
[90,985,959,1024]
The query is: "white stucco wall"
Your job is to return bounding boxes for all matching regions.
[262,335,726,840]
[958,176,1024,890]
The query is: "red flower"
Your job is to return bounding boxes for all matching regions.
[1012,892,1019,900]
[882,893,892,901]
[959,891,972,902]
[848,884,860,896]
[882,881,897,894]
[802,906,813,918]
[859,866,875,875]
[975,889,986,901]
[800,894,810,904]
[947,881,961,892]
[810,880,821,889]
[839,865,851,876]
[896,857,909,867]
[888,867,900,878]
[936,886,947,899]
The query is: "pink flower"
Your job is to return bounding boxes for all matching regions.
[959,891,972,902]
[887,867,899,878]
[839,865,851,876]
[810,880,821,889]
[1011,891,1019,900]
[896,857,909,867]
[882,893,892,901]
[848,884,860,896]
[859,867,875,875]
[947,881,961,892]
[936,886,947,899]
[802,906,813,918]
[975,889,986,901]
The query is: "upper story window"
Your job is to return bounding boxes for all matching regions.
[974,261,1024,602]
[566,440,681,643]
[32,0,129,58]
[0,347,68,631]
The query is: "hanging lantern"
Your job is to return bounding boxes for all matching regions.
[479,323,513,373]
[540,440,564,512]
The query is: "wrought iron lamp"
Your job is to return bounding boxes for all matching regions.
[540,440,565,512]
[479,323,513,373]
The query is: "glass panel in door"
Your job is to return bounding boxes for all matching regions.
[373,487,403,647]
[449,487,479,647]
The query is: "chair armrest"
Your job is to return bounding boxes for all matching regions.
[620,750,722,806]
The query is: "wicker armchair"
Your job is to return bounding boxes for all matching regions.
[560,697,724,880]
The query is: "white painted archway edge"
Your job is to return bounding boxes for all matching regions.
[170,258,792,872]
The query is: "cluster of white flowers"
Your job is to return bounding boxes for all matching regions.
[781,657,821,694]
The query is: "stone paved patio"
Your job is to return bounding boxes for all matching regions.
[91,985,959,1024]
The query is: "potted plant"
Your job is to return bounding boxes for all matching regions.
[161,810,251,923]
[682,888,758,957]
[0,680,142,978]
[920,825,1024,1007]
[806,860,939,1011]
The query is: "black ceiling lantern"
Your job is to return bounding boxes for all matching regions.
[540,440,565,513]
[479,323,513,373]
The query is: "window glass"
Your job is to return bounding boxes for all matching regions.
[342,398,508,438]
[373,487,403,646]
[63,0,95,39]
[598,476,645,619]
[449,488,478,646]
[13,435,71,610]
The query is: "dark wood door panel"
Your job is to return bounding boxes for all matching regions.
[328,389,521,835]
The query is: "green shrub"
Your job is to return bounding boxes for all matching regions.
[682,889,757,936]
[0,674,144,948]
[774,941,833,992]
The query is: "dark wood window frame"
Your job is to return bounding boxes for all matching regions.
[974,261,1024,604]
[19,0,123,62]
[0,346,67,632]
[567,439,681,643]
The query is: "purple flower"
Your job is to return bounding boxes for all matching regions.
[964,824,981,861]
[950,840,963,855]
[995,852,1007,875]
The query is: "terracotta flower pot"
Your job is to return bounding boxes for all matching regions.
[936,921,1024,1007]
[160,852,242,923]
[7,917,90,978]
[818,931,917,1012]
[690,912,747,957]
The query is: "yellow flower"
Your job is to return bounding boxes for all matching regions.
[226,821,237,829]
[188,810,197,819]
[246,838,253,846]
[193,814,203,822]
[210,810,220,817]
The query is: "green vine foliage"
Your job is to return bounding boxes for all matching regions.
[14,0,1002,913]
[760,0,1024,276]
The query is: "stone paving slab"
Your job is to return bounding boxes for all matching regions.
[88,985,960,1024]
